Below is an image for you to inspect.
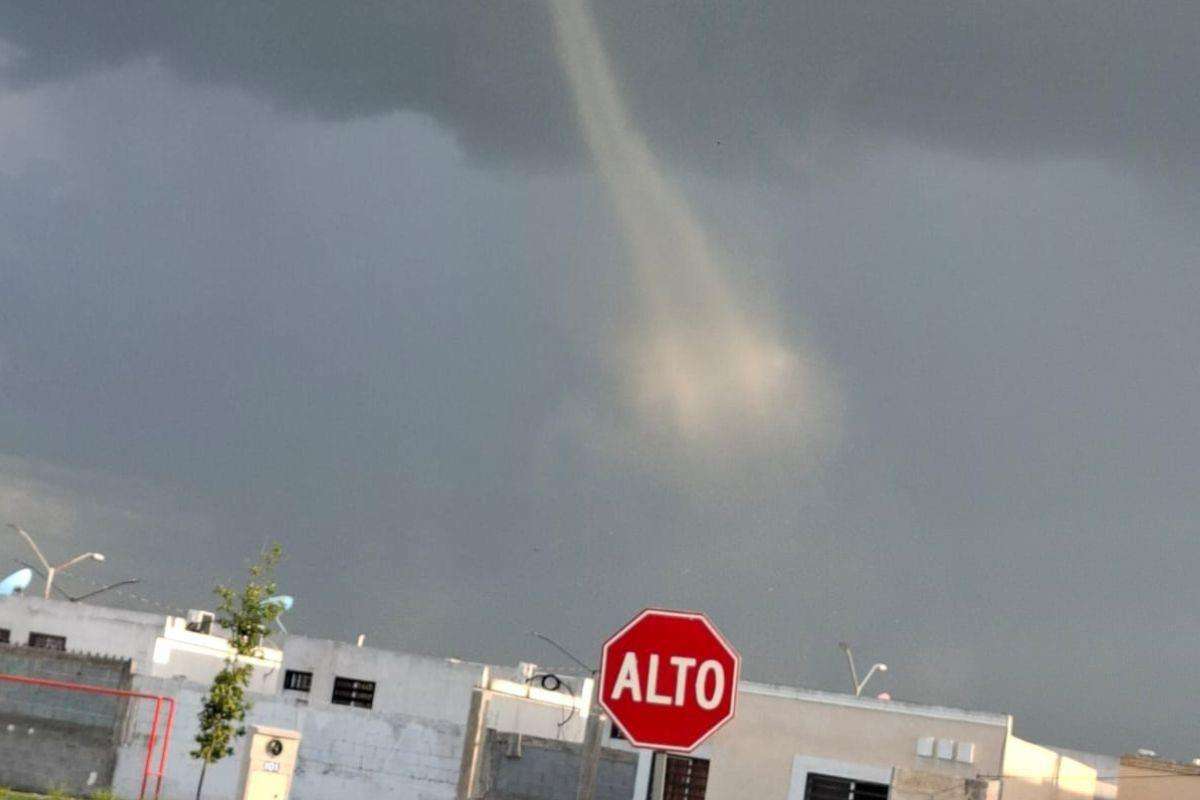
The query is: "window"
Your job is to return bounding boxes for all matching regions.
[283,670,313,692]
[662,755,708,800]
[331,676,375,709]
[804,773,889,800]
[0,628,9,644]
[27,632,66,651]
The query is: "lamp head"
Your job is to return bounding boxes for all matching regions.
[91,553,106,562]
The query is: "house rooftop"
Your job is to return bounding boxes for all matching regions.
[740,680,1011,727]
[1121,754,1200,775]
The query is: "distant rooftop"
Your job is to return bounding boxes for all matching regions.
[741,680,1011,727]
[1121,754,1200,775]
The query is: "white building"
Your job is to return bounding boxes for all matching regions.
[0,597,1113,800]
[0,596,492,799]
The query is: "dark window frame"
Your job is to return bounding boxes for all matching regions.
[331,676,376,709]
[283,669,313,692]
[660,754,709,800]
[804,772,889,800]
[0,627,9,644]
[27,631,67,651]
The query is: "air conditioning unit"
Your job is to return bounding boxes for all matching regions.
[186,609,215,635]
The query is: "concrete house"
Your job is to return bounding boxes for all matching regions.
[1,596,1116,800]
[572,682,1104,800]
[1115,754,1200,800]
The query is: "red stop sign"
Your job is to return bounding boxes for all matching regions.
[599,608,741,752]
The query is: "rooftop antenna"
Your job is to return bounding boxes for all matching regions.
[838,641,888,697]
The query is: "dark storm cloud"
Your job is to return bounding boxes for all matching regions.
[1,2,1198,174]
[2,0,1200,763]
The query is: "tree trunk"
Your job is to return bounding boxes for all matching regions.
[195,760,208,800]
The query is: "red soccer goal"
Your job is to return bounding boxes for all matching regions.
[0,672,176,800]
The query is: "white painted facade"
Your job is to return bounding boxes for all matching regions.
[152,615,282,694]
[613,682,1106,800]
[0,597,1114,800]
[0,597,490,799]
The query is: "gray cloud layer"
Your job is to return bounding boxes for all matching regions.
[2,2,1198,174]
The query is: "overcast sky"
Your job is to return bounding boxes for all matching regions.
[2,1,1199,759]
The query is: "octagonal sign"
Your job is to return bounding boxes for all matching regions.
[599,608,741,752]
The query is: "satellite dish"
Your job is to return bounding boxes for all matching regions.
[266,594,294,636]
[266,595,294,612]
[0,568,33,597]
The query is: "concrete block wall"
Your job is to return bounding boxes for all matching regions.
[0,646,132,725]
[0,713,119,795]
[0,597,163,667]
[0,647,133,795]
[481,731,638,800]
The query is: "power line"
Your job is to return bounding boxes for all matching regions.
[14,557,186,615]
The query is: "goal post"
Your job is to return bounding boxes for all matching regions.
[0,672,176,800]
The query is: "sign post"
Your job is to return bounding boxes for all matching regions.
[597,607,741,794]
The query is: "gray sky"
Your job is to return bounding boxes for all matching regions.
[2,1,1198,759]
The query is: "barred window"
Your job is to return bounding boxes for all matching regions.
[804,773,889,800]
[284,670,313,692]
[28,631,66,651]
[331,676,375,709]
[663,756,708,800]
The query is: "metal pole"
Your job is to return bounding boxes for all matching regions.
[839,642,860,695]
[649,751,667,800]
[140,697,162,800]
[154,698,177,800]
[8,524,51,573]
[455,687,489,800]
[574,709,605,800]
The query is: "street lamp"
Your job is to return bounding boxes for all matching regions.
[7,523,106,600]
[838,641,888,697]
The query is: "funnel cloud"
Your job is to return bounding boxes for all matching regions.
[549,0,836,469]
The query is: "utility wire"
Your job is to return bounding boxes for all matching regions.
[532,631,595,674]
[14,557,186,614]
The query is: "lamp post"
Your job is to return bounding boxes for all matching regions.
[7,524,106,600]
[838,641,888,697]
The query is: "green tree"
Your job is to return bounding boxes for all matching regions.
[191,544,284,800]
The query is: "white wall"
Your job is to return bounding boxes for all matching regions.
[0,596,162,667]
[1047,747,1118,800]
[0,597,285,692]
[702,683,1012,800]
[119,639,488,799]
[1002,736,1098,800]
[116,674,473,800]
[152,616,283,694]
[280,637,485,718]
